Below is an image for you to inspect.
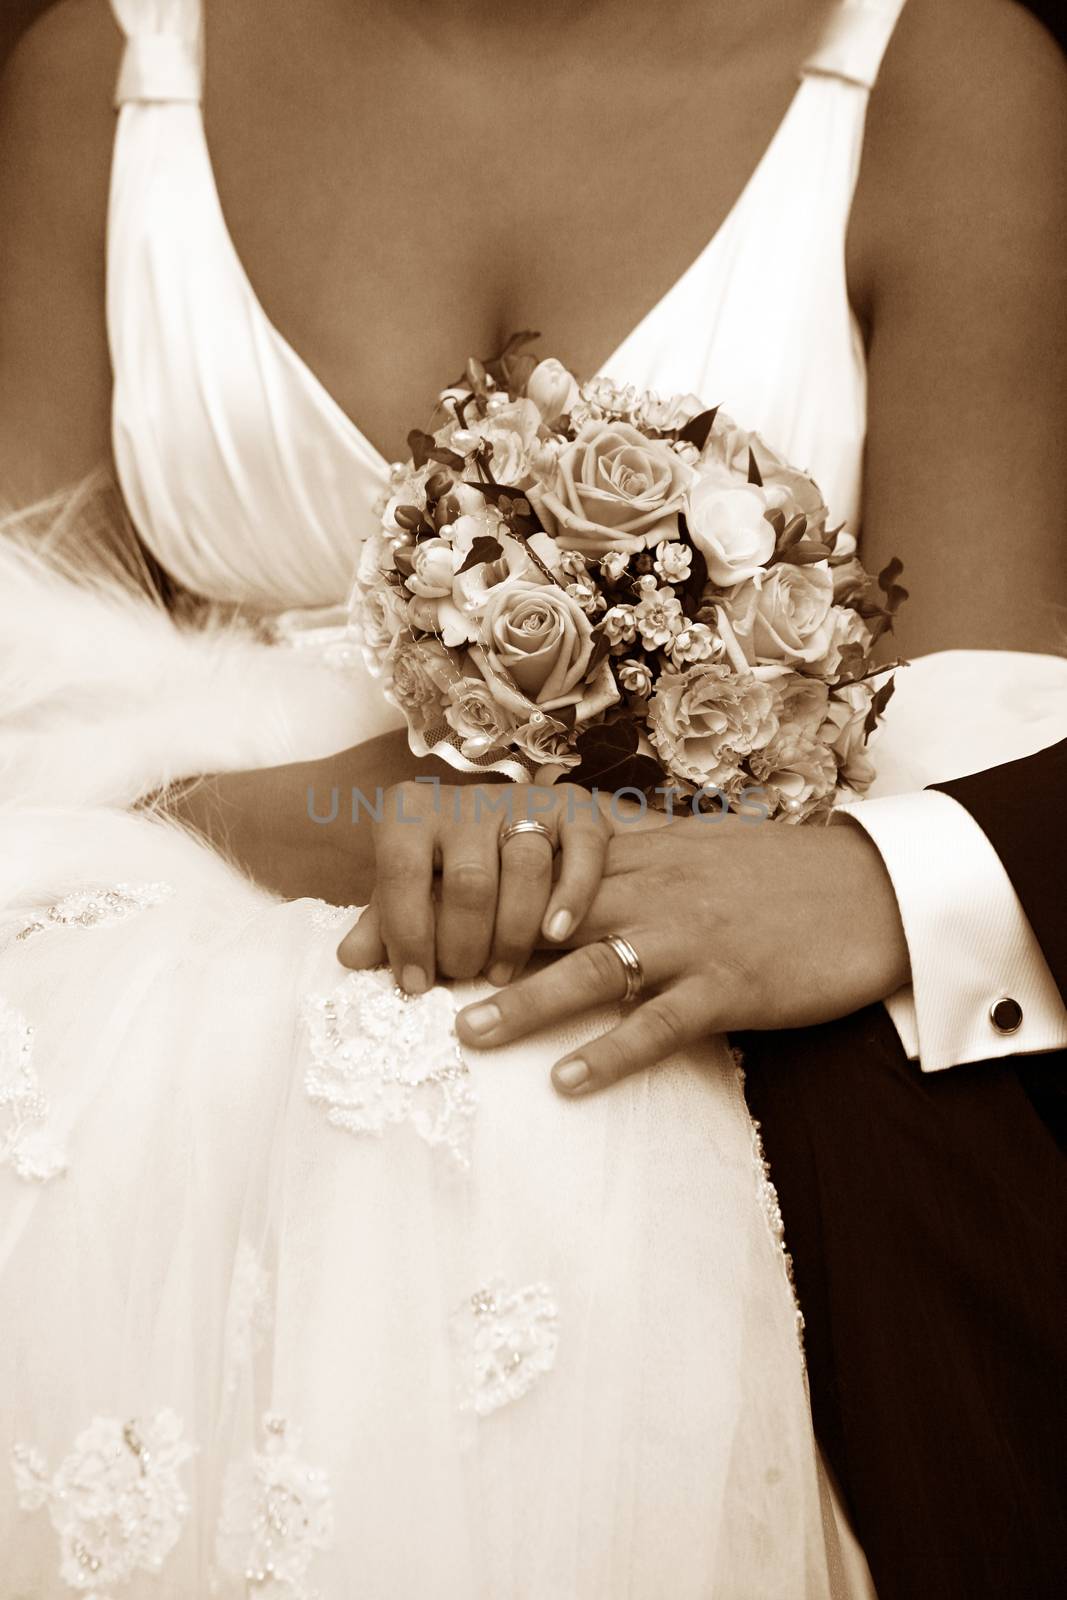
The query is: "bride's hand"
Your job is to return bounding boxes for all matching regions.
[337,781,628,991]
[454,813,911,1094]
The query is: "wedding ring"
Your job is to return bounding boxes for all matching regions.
[498,819,555,852]
[599,933,644,1005]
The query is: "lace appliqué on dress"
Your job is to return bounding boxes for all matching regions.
[13,882,174,944]
[302,969,477,1167]
[11,1411,194,1598]
[733,1053,805,1353]
[305,900,359,933]
[223,1241,274,1397]
[0,997,66,1183]
[453,1280,561,1417]
[215,1414,333,1600]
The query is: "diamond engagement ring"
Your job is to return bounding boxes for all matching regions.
[598,934,644,1005]
[498,819,555,851]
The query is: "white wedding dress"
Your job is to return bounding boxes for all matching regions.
[11,2,1065,1596]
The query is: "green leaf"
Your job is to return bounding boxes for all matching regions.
[678,529,709,619]
[456,536,504,573]
[677,405,719,451]
[429,446,466,470]
[784,540,831,566]
[864,673,897,735]
[407,429,437,470]
[568,717,664,794]
[877,556,904,592]
[587,625,612,674]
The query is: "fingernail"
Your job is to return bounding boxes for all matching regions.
[401,965,428,995]
[487,963,512,987]
[553,1058,590,1094]
[461,1002,501,1037]
[546,909,573,942]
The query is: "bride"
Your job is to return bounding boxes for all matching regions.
[1,1,1063,1595]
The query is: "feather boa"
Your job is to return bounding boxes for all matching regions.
[0,482,402,814]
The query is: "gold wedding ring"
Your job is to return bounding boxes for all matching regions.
[498,819,555,851]
[599,933,644,1005]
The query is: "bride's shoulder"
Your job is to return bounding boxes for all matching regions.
[848,0,1064,326]
[0,1,121,499]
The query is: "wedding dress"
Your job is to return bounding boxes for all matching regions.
[11,2,1064,1596]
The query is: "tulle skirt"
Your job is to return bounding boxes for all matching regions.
[0,801,857,1597]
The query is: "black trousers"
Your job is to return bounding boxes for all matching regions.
[739,1008,1066,1600]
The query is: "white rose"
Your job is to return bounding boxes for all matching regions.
[808,605,873,679]
[726,563,835,668]
[821,682,877,791]
[526,358,580,425]
[404,537,458,599]
[686,479,776,587]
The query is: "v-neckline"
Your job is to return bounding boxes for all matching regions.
[197,57,813,476]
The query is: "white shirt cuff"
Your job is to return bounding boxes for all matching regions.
[839,788,1067,1071]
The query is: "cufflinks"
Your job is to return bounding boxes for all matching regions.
[989,996,1024,1035]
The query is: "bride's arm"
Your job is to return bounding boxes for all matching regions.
[168,732,502,906]
[846,0,1065,659]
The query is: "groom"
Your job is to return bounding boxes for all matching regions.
[462,738,1066,1600]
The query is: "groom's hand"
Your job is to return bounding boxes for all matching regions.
[455,814,911,1095]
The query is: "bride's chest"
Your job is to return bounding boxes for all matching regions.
[202,0,828,460]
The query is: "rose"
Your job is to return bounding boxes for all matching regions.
[527,358,580,425]
[444,678,517,759]
[699,412,829,534]
[686,479,776,587]
[808,605,873,678]
[749,728,838,821]
[725,563,835,668]
[466,398,543,485]
[511,711,581,771]
[357,585,409,670]
[829,555,872,608]
[404,537,458,599]
[821,682,877,790]
[388,639,455,729]
[648,664,778,788]
[432,517,559,647]
[476,579,596,714]
[537,420,693,556]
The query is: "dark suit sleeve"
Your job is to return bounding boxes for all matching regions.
[932,737,1067,1003]
[738,739,1067,1598]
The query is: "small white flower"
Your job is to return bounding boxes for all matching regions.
[599,550,630,583]
[634,585,684,650]
[601,604,638,646]
[559,549,591,579]
[669,622,718,665]
[653,540,693,584]
[566,579,605,616]
[617,658,653,696]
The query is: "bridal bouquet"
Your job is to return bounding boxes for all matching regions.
[352,336,905,820]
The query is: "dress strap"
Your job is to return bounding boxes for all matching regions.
[801,0,907,91]
[109,0,203,106]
